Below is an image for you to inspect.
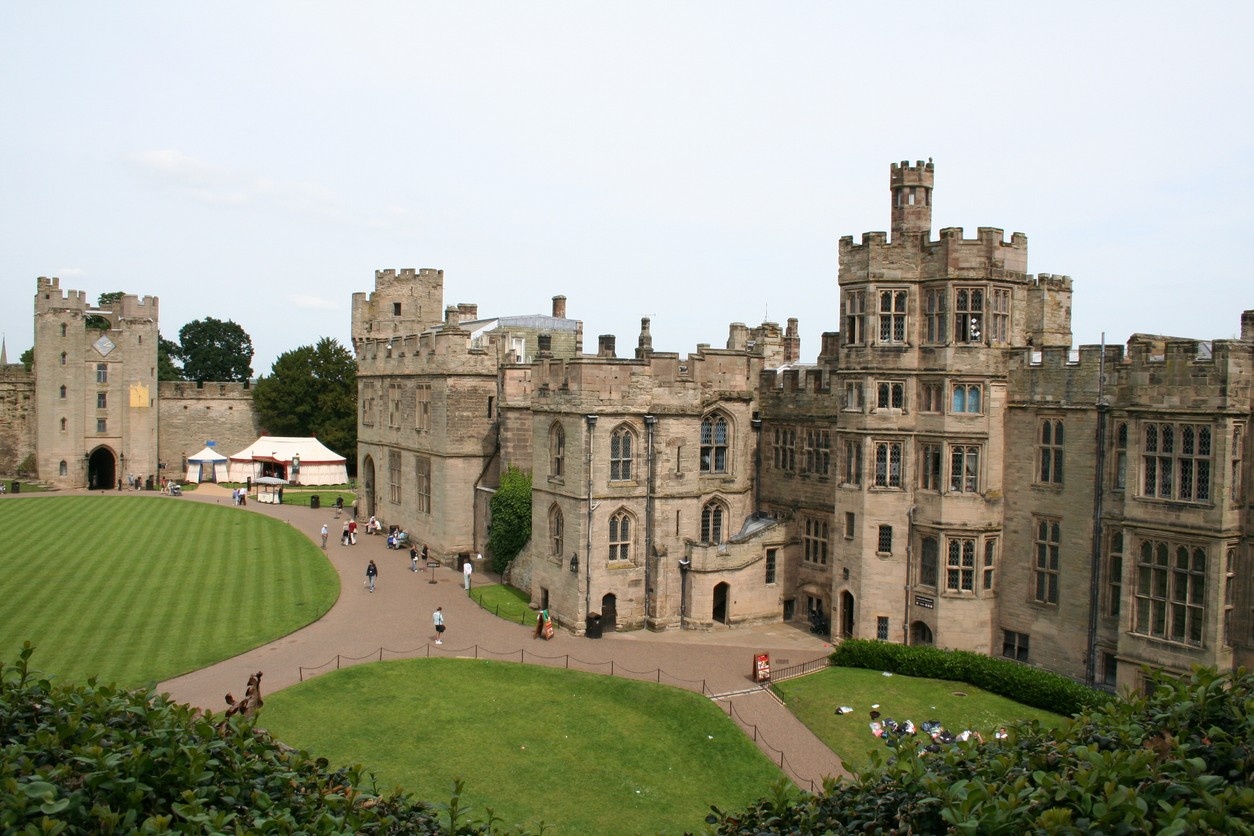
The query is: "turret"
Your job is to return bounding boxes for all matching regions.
[890,159,934,242]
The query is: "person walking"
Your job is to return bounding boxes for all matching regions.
[348,519,358,545]
[366,560,378,593]
[463,557,473,591]
[409,544,419,572]
[341,521,350,546]
[334,495,343,519]
[320,523,329,550]
[432,606,445,644]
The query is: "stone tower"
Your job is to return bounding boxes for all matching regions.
[890,158,934,242]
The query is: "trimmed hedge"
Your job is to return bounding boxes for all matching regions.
[830,638,1110,716]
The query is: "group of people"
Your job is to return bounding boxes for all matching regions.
[231,488,248,505]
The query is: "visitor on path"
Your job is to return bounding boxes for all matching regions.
[463,558,473,591]
[334,495,343,519]
[351,499,359,519]
[320,523,328,549]
[348,519,358,544]
[409,544,419,572]
[366,560,378,592]
[341,522,350,546]
[366,515,380,535]
[433,606,445,644]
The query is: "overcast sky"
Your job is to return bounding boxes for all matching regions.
[2,2,1250,374]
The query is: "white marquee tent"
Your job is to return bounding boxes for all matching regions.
[227,436,348,485]
[184,445,229,483]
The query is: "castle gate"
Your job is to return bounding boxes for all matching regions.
[712,582,730,624]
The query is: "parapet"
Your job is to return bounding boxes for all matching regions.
[35,277,89,311]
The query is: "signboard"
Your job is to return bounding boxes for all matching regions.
[753,653,771,683]
[914,596,935,609]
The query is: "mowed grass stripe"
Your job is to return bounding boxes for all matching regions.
[0,496,338,687]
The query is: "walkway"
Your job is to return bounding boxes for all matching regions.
[157,483,849,788]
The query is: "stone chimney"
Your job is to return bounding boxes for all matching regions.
[1242,310,1254,341]
[445,306,460,327]
[635,317,653,359]
[598,334,616,358]
[457,303,478,321]
[553,296,567,319]
[784,318,800,364]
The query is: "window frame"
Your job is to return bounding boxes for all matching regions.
[700,413,730,474]
[610,425,635,482]
[877,288,908,345]
[873,440,903,488]
[1038,418,1065,485]
[1033,517,1061,605]
[608,509,634,563]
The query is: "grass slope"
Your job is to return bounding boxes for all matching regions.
[263,659,785,836]
[0,496,338,687]
[774,666,1066,772]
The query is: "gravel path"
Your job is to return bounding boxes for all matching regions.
[155,483,849,787]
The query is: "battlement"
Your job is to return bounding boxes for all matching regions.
[840,225,1030,283]
[35,277,89,311]
[373,267,444,286]
[159,380,254,399]
[1031,273,1072,292]
[890,158,935,185]
[761,365,832,394]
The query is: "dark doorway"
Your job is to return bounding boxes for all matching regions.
[840,590,855,639]
[600,593,618,632]
[87,448,117,491]
[712,582,730,624]
[362,456,376,518]
[911,621,934,645]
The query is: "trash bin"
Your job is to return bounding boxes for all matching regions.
[309,494,320,509]
[586,612,602,639]
[11,481,19,494]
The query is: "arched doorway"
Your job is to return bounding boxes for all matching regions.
[712,582,730,624]
[361,455,376,518]
[87,448,118,491]
[600,593,618,633]
[910,621,934,645]
[840,590,855,639]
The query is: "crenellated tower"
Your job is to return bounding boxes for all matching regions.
[890,158,935,242]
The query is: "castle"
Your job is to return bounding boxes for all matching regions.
[6,160,1251,692]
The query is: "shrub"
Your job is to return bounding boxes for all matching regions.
[711,665,1254,834]
[830,638,1109,716]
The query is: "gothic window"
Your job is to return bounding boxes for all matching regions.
[1114,421,1128,489]
[415,457,431,514]
[843,439,863,486]
[772,427,796,472]
[804,428,830,476]
[873,441,903,488]
[920,381,943,413]
[1033,517,1061,605]
[951,384,982,414]
[610,426,634,481]
[60,352,67,366]
[388,450,402,504]
[989,288,1010,344]
[920,443,942,490]
[876,381,905,410]
[954,288,983,344]
[844,290,867,345]
[700,413,729,473]
[701,499,727,544]
[59,460,67,476]
[946,538,976,591]
[878,289,907,344]
[608,510,633,562]
[925,288,948,344]
[415,384,431,431]
[549,505,563,558]
[1134,540,1206,646]
[877,524,893,555]
[549,422,565,479]
[60,417,67,432]
[803,516,829,565]
[949,445,980,493]
[387,383,402,428]
[983,538,997,591]
[765,549,777,584]
[919,536,939,587]
[59,385,66,399]
[843,381,864,411]
[1038,419,1064,484]
[1107,530,1123,617]
[1142,422,1212,502]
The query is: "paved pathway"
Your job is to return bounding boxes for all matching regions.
[155,483,849,788]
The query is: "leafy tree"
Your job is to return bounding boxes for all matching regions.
[177,317,254,383]
[487,465,532,573]
[157,334,183,381]
[711,665,1254,834]
[85,291,124,331]
[252,338,356,471]
[19,347,33,372]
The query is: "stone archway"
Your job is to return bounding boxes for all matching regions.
[840,590,855,639]
[712,581,730,624]
[911,620,934,645]
[600,593,618,633]
[87,447,118,491]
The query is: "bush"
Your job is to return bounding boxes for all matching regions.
[830,638,1109,716]
[0,644,504,834]
[711,665,1254,834]
[487,466,532,574]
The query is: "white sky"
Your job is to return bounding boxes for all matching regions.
[2,2,1251,373]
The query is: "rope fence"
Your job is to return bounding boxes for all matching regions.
[296,641,832,792]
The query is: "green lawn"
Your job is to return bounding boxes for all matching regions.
[774,666,1067,772]
[263,658,786,836]
[0,496,339,687]
[469,582,535,626]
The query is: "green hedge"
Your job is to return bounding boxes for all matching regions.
[830,639,1109,716]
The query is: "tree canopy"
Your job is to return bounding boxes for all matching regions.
[157,335,183,381]
[487,465,532,573]
[176,317,254,383]
[251,338,357,472]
